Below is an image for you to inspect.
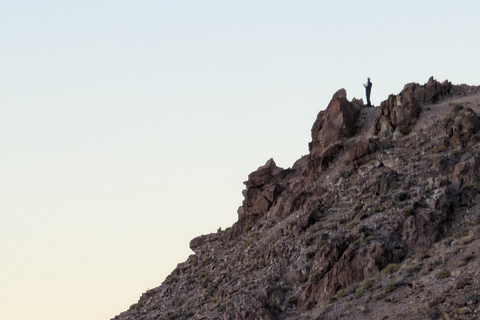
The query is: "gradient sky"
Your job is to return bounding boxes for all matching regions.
[1,1,480,320]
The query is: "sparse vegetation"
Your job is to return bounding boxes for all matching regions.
[381,263,399,276]
[339,170,352,178]
[404,261,422,276]
[436,271,450,279]
[399,125,412,135]
[333,288,348,300]
[383,281,398,293]
[361,277,376,290]
[457,307,471,315]
[432,145,447,153]
[403,206,415,217]
[459,234,474,245]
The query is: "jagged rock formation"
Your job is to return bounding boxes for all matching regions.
[112,78,480,320]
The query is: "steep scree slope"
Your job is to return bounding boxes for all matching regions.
[113,78,480,320]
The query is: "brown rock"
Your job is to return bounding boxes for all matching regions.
[332,88,347,99]
[309,91,360,168]
[453,155,480,188]
[244,158,283,188]
[449,107,480,148]
[374,77,453,138]
[189,232,220,253]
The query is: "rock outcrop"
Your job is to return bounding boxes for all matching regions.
[112,78,480,320]
[309,89,360,170]
[374,77,453,138]
[448,107,480,148]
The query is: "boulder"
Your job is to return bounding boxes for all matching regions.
[453,155,480,188]
[309,90,360,168]
[189,232,220,253]
[244,158,283,188]
[448,107,480,148]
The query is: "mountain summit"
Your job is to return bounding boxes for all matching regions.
[113,77,480,320]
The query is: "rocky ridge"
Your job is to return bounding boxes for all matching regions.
[113,77,480,320]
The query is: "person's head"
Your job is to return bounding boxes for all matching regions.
[367,77,370,82]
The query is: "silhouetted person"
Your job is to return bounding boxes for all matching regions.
[364,78,372,107]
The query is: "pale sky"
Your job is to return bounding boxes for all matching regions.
[1,1,479,320]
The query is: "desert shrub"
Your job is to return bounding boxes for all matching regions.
[457,253,475,267]
[451,103,464,115]
[329,223,338,230]
[348,283,360,295]
[243,233,258,248]
[383,281,398,293]
[459,234,474,245]
[436,271,450,279]
[399,125,412,135]
[352,203,363,212]
[457,307,471,315]
[346,221,359,230]
[443,237,454,246]
[403,206,415,217]
[404,262,423,276]
[333,288,348,300]
[381,263,399,276]
[339,170,352,178]
[432,145,447,153]
[353,289,363,299]
[455,260,467,267]
[415,247,430,260]
[343,139,356,147]
[361,277,376,290]
[449,149,460,156]
[299,273,309,283]
[419,266,432,276]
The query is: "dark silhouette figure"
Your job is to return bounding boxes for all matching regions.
[364,78,372,107]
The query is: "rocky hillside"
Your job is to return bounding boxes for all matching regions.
[112,77,480,320]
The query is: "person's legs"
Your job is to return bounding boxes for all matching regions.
[366,89,371,107]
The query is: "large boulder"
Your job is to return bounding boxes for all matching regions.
[231,159,287,237]
[453,155,480,188]
[448,107,480,148]
[244,158,283,188]
[309,89,360,169]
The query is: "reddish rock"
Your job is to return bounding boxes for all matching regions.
[244,158,283,188]
[189,232,220,253]
[453,155,480,188]
[309,90,360,169]
[348,137,378,168]
[374,77,453,138]
[448,107,480,148]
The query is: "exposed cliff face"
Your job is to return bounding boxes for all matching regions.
[112,78,480,320]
